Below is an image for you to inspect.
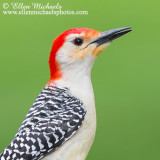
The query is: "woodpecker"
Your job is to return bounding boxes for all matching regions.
[0,27,131,160]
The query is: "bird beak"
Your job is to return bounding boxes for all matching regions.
[90,27,132,46]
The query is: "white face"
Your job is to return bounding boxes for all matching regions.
[56,32,110,66]
[54,30,111,82]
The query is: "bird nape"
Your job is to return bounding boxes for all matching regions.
[0,27,132,160]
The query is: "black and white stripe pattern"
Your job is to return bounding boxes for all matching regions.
[0,83,86,160]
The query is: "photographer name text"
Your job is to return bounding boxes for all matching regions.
[6,3,62,10]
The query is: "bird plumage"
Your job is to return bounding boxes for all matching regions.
[0,27,131,160]
[0,84,86,160]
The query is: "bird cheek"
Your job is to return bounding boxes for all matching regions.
[92,43,110,56]
[69,45,95,59]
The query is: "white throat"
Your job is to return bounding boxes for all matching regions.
[54,56,96,109]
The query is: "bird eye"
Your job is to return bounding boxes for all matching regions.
[73,38,84,46]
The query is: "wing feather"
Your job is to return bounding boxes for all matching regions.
[0,84,86,160]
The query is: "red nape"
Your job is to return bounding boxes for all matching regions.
[48,28,90,84]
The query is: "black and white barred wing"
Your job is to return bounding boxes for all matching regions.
[0,85,86,160]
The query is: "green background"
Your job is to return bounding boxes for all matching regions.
[0,0,160,159]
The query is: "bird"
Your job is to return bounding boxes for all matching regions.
[0,27,132,160]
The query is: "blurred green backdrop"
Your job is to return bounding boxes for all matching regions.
[0,0,160,159]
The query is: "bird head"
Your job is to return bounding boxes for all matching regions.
[48,27,131,83]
